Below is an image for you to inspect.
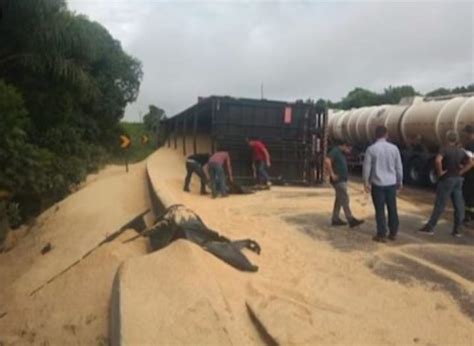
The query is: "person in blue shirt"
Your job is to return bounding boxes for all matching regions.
[363,126,403,242]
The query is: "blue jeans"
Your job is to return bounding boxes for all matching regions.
[184,161,207,193]
[427,176,464,231]
[255,160,270,184]
[371,185,399,237]
[208,162,227,197]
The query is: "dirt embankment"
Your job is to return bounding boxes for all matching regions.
[0,163,152,345]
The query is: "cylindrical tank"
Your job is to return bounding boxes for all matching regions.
[333,111,349,142]
[383,105,409,145]
[341,110,352,141]
[327,109,339,140]
[328,95,473,148]
[400,99,448,150]
[354,107,374,144]
[400,97,473,149]
[455,97,474,143]
[366,106,389,142]
[346,107,366,143]
[435,97,469,145]
[362,106,386,143]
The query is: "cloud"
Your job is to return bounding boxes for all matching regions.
[68,1,473,121]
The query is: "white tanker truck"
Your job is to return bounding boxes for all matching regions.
[327,93,474,186]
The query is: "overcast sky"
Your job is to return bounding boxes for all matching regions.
[68,0,473,121]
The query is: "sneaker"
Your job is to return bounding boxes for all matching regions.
[349,218,364,228]
[183,187,190,192]
[388,233,397,241]
[451,232,462,238]
[372,235,386,243]
[418,225,434,235]
[331,219,347,226]
[200,191,208,195]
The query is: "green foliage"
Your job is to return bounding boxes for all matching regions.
[314,98,327,113]
[0,0,142,223]
[339,88,383,109]
[425,88,451,97]
[332,85,421,109]
[143,105,166,133]
[426,84,474,97]
[0,201,9,245]
[332,84,472,110]
[6,202,21,229]
[0,80,53,197]
[382,85,418,104]
[116,122,157,164]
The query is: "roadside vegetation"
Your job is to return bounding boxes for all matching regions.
[326,84,474,110]
[113,104,167,164]
[0,0,142,228]
[116,122,157,165]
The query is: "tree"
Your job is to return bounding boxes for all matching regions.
[340,88,383,109]
[143,105,166,133]
[382,85,418,104]
[314,98,327,113]
[0,0,143,223]
[0,0,95,92]
[0,80,54,216]
[426,87,451,97]
[426,84,474,97]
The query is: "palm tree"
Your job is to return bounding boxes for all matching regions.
[0,0,96,92]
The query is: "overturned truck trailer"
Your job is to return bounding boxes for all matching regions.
[328,93,474,186]
[164,96,328,185]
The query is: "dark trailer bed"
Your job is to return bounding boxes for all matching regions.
[164,96,328,185]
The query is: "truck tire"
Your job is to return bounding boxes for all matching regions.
[407,156,424,185]
[427,165,438,187]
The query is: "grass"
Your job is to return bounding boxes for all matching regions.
[112,122,158,164]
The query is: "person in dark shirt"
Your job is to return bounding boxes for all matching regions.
[325,140,364,228]
[183,153,210,195]
[462,125,474,224]
[246,138,271,186]
[419,130,473,237]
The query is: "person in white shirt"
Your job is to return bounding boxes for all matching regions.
[363,126,403,242]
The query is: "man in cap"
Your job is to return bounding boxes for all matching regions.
[419,130,473,237]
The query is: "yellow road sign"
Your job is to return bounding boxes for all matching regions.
[120,135,131,149]
[141,134,149,145]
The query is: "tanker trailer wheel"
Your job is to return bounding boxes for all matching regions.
[408,156,425,185]
[427,165,438,187]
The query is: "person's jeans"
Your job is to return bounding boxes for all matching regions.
[427,176,465,231]
[332,181,353,222]
[184,161,207,193]
[463,172,474,220]
[255,160,270,184]
[208,162,227,197]
[371,184,399,237]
